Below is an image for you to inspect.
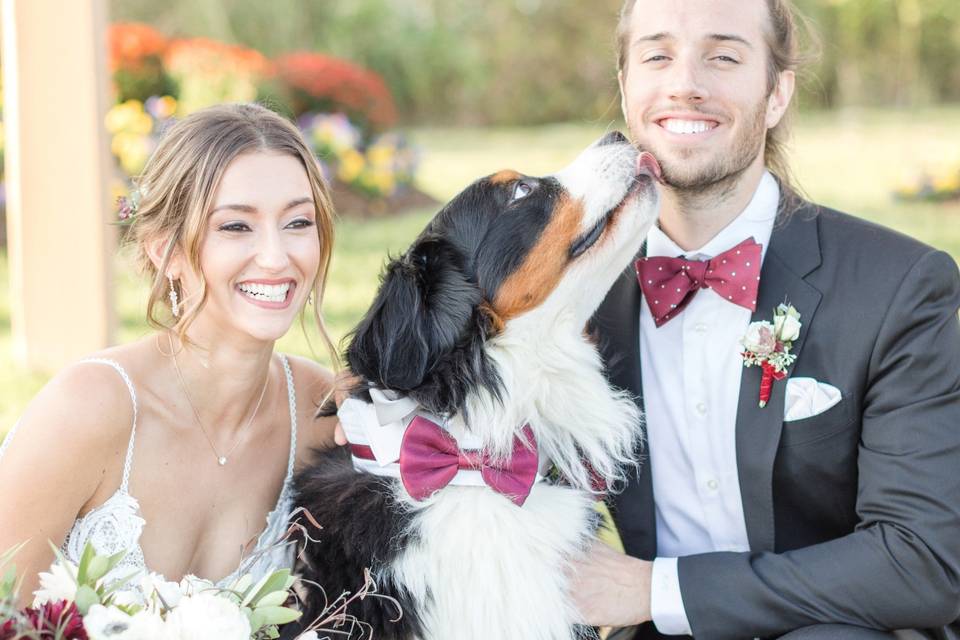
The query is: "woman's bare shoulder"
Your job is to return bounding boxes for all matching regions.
[16,356,138,451]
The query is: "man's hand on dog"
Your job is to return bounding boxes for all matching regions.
[568,539,652,627]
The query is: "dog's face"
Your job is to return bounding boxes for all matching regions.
[348,132,660,412]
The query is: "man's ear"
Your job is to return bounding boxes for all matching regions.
[766,69,795,129]
[347,237,480,393]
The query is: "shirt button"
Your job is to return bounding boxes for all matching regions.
[694,322,708,333]
[696,402,707,415]
[706,478,719,491]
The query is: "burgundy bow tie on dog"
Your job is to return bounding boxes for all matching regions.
[636,237,763,327]
[399,416,539,506]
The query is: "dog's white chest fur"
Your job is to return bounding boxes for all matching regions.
[390,483,597,640]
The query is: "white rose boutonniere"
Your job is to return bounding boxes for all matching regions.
[741,303,802,407]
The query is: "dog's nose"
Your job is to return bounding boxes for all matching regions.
[596,131,628,147]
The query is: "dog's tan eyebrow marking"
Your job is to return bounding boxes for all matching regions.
[492,194,584,321]
[490,170,522,185]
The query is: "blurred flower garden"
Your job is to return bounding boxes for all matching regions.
[104,22,426,216]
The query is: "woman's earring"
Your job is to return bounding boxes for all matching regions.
[168,276,180,318]
[308,291,314,306]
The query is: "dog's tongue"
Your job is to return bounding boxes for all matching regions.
[636,151,663,184]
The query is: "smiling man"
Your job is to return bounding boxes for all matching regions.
[574,0,960,638]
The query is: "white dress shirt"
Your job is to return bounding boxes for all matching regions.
[643,171,780,635]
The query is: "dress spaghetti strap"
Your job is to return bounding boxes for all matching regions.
[77,359,139,493]
[0,359,138,484]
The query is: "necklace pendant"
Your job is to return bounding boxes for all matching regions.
[218,456,227,466]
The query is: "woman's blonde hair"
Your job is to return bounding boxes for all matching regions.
[129,102,337,365]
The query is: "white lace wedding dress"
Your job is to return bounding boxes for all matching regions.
[0,355,299,598]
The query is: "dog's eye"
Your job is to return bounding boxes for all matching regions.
[512,181,533,201]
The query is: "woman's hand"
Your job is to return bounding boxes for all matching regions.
[332,369,360,446]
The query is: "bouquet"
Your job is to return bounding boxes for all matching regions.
[0,541,336,639]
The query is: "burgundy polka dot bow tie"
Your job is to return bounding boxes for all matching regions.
[635,237,763,327]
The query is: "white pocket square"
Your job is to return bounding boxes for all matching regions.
[783,377,842,422]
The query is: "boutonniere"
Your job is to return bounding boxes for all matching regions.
[740,303,801,407]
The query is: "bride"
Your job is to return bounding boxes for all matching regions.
[0,102,340,603]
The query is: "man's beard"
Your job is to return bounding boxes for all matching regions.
[632,99,767,195]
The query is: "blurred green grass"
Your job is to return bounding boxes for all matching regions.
[3,107,960,434]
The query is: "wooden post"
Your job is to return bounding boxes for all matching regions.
[2,0,115,372]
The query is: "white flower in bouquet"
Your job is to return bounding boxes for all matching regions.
[139,572,183,610]
[164,592,251,640]
[32,558,79,606]
[177,574,215,597]
[84,604,167,639]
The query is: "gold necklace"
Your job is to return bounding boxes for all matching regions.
[169,335,270,466]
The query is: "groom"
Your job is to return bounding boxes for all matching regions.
[574,0,960,638]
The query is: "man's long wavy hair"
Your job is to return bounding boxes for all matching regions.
[616,0,816,201]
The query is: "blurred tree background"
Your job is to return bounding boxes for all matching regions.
[110,0,960,125]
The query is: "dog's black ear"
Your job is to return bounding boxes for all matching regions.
[347,237,480,393]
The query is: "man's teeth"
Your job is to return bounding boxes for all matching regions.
[662,119,715,135]
[238,282,291,302]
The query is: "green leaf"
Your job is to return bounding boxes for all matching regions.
[253,605,301,627]
[45,541,75,585]
[252,590,287,608]
[247,569,291,607]
[76,542,97,585]
[241,571,275,608]
[101,569,141,599]
[75,584,100,615]
[105,549,129,574]
[246,607,266,632]
[1,541,28,569]
[86,555,110,584]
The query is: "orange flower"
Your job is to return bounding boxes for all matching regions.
[275,52,397,132]
[108,22,168,71]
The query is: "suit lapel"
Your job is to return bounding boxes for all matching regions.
[735,204,823,552]
[598,260,658,559]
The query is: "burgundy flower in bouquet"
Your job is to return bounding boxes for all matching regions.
[20,600,88,639]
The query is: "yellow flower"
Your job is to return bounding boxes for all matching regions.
[932,170,960,194]
[111,132,150,175]
[155,95,178,119]
[105,100,152,135]
[367,145,394,167]
[372,170,396,195]
[337,149,365,183]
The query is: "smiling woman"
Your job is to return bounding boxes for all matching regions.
[0,103,342,605]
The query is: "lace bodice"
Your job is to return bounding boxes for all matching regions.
[0,355,299,595]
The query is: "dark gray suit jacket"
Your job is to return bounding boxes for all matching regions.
[593,201,960,640]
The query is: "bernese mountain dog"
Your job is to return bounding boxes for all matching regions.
[292,131,660,640]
